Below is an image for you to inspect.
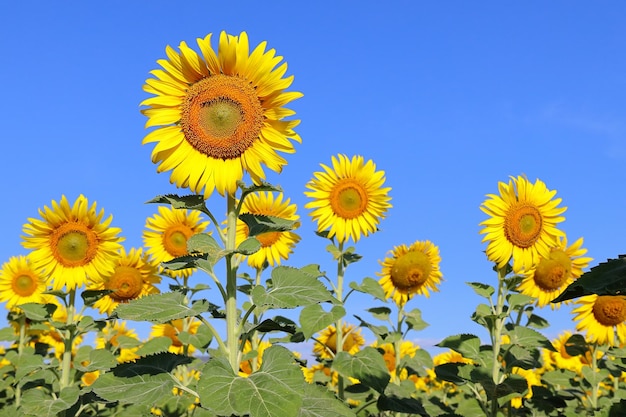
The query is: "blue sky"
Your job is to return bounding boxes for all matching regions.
[1,1,625,353]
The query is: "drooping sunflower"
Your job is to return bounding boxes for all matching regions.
[140,31,302,198]
[150,318,201,355]
[143,206,209,278]
[0,255,49,309]
[304,154,392,244]
[479,176,566,273]
[378,240,443,306]
[90,247,161,315]
[21,195,124,290]
[236,192,300,269]
[573,294,626,346]
[313,323,365,359]
[517,236,592,308]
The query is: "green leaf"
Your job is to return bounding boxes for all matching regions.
[403,308,429,332]
[81,289,115,307]
[506,325,554,351]
[16,303,57,321]
[236,237,262,255]
[198,346,304,417]
[74,347,117,372]
[0,327,17,342]
[563,333,589,357]
[526,313,550,329]
[507,293,535,310]
[239,213,298,236]
[15,351,49,379]
[112,292,211,323]
[253,316,298,335]
[251,266,333,308]
[300,305,346,339]
[377,381,427,415]
[582,366,610,387]
[349,277,387,302]
[178,324,213,352]
[20,386,79,417]
[135,336,173,356]
[466,282,495,298]
[436,334,482,362]
[147,194,209,213]
[239,181,283,197]
[332,347,390,393]
[297,383,356,417]
[541,369,578,387]
[552,255,626,303]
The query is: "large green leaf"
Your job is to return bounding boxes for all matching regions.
[198,346,304,417]
[349,277,387,302]
[297,383,356,417]
[239,213,298,236]
[20,386,79,417]
[377,381,428,415]
[332,347,390,393]
[73,346,117,372]
[300,304,346,339]
[16,303,57,322]
[252,266,333,308]
[112,291,211,323]
[551,255,626,303]
[436,334,482,362]
[147,194,210,214]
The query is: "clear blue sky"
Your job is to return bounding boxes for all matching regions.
[1,1,625,352]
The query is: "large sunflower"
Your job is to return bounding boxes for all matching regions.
[313,323,365,359]
[143,206,209,278]
[141,31,302,198]
[90,247,161,315]
[304,154,392,244]
[378,240,443,306]
[21,195,124,290]
[573,294,626,346]
[236,192,300,269]
[480,176,566,273]
[517,236,592,308]
[0,255,49,309]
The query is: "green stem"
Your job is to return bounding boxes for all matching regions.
[334,241,345,400]
[490,266,507,417]
[225,194,240,372]
[15,314,26,407]
[393,306,403,384]
[589,343,600,411]
[197,315,227,355]
[60,289,76,389]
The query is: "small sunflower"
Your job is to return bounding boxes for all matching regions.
[378,240,443,306]
[90,247,161,315]
[21,195,124,290]
[150,318,201,355]
[479,176,566,273]
[372,340,419,376]
[573,294,626,346]
[95,320,141,363]
[542,331,596,374]
[313,323,365,359]
[517,236,592,308]
[141,31,302,198]
[236,192,300,269]
[143,206,209,278]
[510,366,542,409]
[239,340,272,376]
[0,255,49,309]
[304,154,392,244]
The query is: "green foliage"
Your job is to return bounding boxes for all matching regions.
[112,291,213,323]
[552,255,626,303]
[332,347,390,394]
[251,266,334,308]
[300,304,346,339]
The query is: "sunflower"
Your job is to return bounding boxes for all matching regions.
[149,318,201,355]
[95,320,141,363]
[378,240,443,306]
[90,247,161,315]
[313,323,365,359]
[479,176,566,273]
[371,340,419,377]
[236,192,300,269]
[517,236,592,308]
[21,195,123,290]
[542,331,598,374]
[239,340,272,376]
[573,294,626,346]
[140,31,302,198]
[143,206,209,278]
[304,154,392,244]
[0,255,49,309]
[510,366,543,409]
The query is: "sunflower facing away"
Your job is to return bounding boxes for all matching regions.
[378,240,443,306]
[0,255,49,309]
[304,154,392,244]
[143,206,209,278]
[517,236,592,308]
[236,192,300,269]
[479,175,567,273]
[573,294,626,346]
[313,323,365,359]
[141,31,302,197]
[90,247,161,315]
[21,195,124,290]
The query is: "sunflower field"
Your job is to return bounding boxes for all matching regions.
[2,30,626,417]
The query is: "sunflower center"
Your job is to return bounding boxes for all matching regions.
[504,204,543,248]
[162,226,194,257]
[50,222,98,266]
[592,296,626,326]
[255,231,281,247]
[105,266,144,302]
[390,251,432,291]
[12,273,38,297]
[181,75,264,160]
[533,250,572,290]
[329,180,368,219]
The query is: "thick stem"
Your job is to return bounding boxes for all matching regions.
[225,195,240,373]
[60,289,76,389]
[15,314,26,407]
[490,266,507,417]
[334,241,345,399]
[589,343,600,410]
